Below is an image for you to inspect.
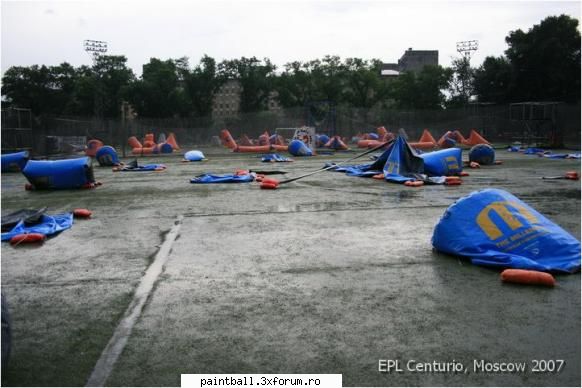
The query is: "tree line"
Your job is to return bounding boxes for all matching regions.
[1,15,579,119]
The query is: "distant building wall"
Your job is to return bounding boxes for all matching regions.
[398,48,439,72]
[381,48,439,77]
[212,79,241,118]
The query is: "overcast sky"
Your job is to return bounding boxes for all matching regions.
[1,0,580,76]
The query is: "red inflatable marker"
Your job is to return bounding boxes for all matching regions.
[10,233,46,245]
[73,208,92,219]
[501,269,556,287]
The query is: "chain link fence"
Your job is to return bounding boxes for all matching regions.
[2,103,580,156]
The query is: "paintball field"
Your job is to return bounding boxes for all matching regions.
[1,146,580,387]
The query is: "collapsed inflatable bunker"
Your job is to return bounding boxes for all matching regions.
[22,157,96,190]
[432,188,581,273]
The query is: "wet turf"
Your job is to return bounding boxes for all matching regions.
[1,146,580,386]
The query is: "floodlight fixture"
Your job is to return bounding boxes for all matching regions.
[456,40,479,59]
[84,39,108,53]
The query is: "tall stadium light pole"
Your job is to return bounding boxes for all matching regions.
[456,40,478,105]
[84,40,108,121]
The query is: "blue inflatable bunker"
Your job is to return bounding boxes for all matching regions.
[420,148,462,176]
[1,151,29,172]
[317,134,330,147]
[469,144,495,165]
[432,189,581,273]
[22,157,95,190]
[159,143,173,154]
[288,140,313,157]
[95,146,120,166]
[184,150,205,162]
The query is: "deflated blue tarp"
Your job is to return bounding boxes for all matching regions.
[524,147,545,154]
[118,163,166,171]
[432,188,581,273]
[190,174,255,184]
[327,137,465,184]
[383,136,424,182]
[327,137,424,182]
[261,154,293,162]
[1,213,74,241]
[542,153,581,159]
[1,151,29,172]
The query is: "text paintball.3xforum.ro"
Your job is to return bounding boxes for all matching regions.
[378,359,566,374]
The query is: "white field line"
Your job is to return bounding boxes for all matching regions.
[86,215,183,387]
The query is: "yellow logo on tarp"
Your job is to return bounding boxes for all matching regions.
[445,156,459,171]
[386,161,399,174]
[476,201,539,240]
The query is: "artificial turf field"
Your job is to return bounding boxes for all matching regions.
[1,146,580,386]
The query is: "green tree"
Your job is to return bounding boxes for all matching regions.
[343,58,388,108]
[505,14,580,102]
[275,61,314,108]
[2,65,56,114]
[126,57,190,118]
[473,56,513,103]
[92,55,135,118]
[447,57,474,107]
[182,55,225,117]
[391,65,451,109]
[310,55,345,103]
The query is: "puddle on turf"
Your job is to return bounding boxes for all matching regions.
[270,201,366,213]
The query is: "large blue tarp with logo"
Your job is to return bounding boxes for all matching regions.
[432,189,581,273]
[382,136,424,182]
[1,213,74,241]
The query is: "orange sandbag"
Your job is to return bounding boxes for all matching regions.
[404,180,424,187]
[260,182,278,190]
[132,147,154,155]
[409,141,437,150]
[271,144,288,152]
[260,177,280,189]
[233,145,272,153]
[501,269,556,287]
[128,136,142,149]
[73,208,92,218]
[219,129,238,149]
[10,233,46,245]
[418,129,437,145]
[377,126,388,137]
[166,132,180,150]
[239,134,253,146]
[463,129,490,146]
